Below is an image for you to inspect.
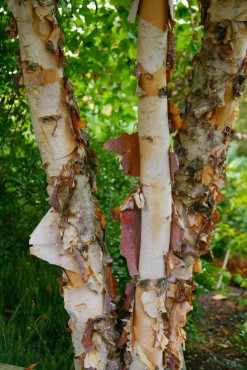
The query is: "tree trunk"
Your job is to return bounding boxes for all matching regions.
[124,1,173,369]
[7,0,247,369]
[7,1,120,369]
[119,1,247,369]
[167,0,247,367]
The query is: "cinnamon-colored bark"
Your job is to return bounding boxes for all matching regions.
[166,0,247,367]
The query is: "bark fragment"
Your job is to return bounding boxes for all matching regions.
[104,133,140,177]
[6,17,18,38]
[112,188,142,277]
[168,101,183,132]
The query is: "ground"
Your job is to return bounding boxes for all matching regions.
[185,287,247,370]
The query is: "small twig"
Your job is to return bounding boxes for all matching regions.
[127,0,140,23]
[180,348,187,370]
[216,246,231,290]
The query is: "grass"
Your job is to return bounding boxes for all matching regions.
[0,255,74,369]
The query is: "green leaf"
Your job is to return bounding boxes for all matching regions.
[233,274,244,285]
[61,0,68,13]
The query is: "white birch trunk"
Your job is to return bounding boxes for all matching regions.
[129,1,172,368]
[138,19,170,279]
[7,1,120,369]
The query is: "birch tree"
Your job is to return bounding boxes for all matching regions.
[7,1,120,369]
[106,0,247,369]
[167,0,247,367]
[128,1,173,368]
[6,0,247,369]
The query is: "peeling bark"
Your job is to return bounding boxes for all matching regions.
[114,0,247,369]
[167,0,247,367]
[126,1,173,369]
[104,133,140,177]
[111,189,142,277]
[7,0,247,369]
[105,0,174,368]
[7,1,120,368]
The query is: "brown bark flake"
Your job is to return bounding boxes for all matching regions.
[104,133,140,177]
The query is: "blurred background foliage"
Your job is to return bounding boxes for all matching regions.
[0,0,246,367]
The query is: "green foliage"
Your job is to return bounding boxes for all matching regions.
[0,7,48,267]
[184,299,206,345]
[195,261,218,293]
[0,0,246,367]
[0,257,74,368]
[212,144,247,258]
[233,274,247,289]
[60,0,138,139]
[172,0,203,102]
[194,142,247,292]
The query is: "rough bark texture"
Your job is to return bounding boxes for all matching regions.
[107,1,174,369]
[7,0,247,369]
[109,1,247,369]
[167,0,247,368]
[7,1,120,369]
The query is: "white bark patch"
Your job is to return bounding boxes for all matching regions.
[141,291,159,318]
[138,97,171,277]
[208,0,247,22]
[137,18,171,279]
[64,286,104,357]
[137,345,156,369]
[27,80,77,178]
[141,289,168,352]
[30,209,81,273]
[30,244,80,274]
[137,19,167,73]
[134,188,145,208]
[9,1,76,179]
